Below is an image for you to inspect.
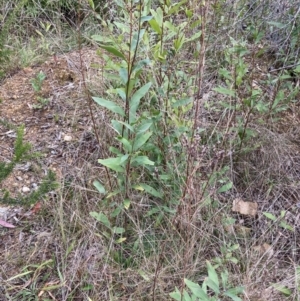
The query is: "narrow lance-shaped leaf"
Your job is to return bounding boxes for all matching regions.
[119,68,128,85]
[133,131,152,151]
[169,288,182,301]
[130,82,152,122]
[206,261,219,286]
[136,122,153,134]
[93,180,106,194]
[132,59,152,73]
[98,157,125,172]
[150,7,163,26]
[90,212,111,228]
[91,35,113,44]
[93,97,125,116]
[184,279,209,300]
[87,0,94,10]
[131,29,146,52]
[117,137,132,152]
[98,44,126,60]
[217,181,233,193]
[138,183,163,199]
[131,156,154,167]
[148,19,161,35]
[213,86,236,97]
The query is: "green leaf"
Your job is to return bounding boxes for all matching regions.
[229,257,239,264]
[206,261,219,292]
[164,21,177,33]
[112,227,125,234]
[123,199,130,210]
[93,97,125,116]
[150,7,163,26]
[263,212,276,221]
[115,237,126,243]
[183,290,192,301]
[131,29,146,51]
[132,59,152,73]
[91,35,113,44]
[117,137,132,152]
[119,68,128,84]
[131,156,154,166]
[137,183,163,199]
[217,181,233,193]
[116,88,126,101]
[149,19,161,34]
[170,288,182,301]
[279,221,294,232]
[294,64,300,73]
[90,212,110,228]
[109,146,122,155]
[280,210,286,218]
[141,16,153,23]
[213,86,236,97]
[172,97,193,108]
[223,287,244,301]
[111,120,123,135]
[223,291,243,301]
[120,154,129,164]
[221,270,228,289]
[185,31,201,43]
[169,0,187,14]
[174,35,185,52]
[87,0,94,10]
[267,21,286,29]
[93,180,106,194]
[205,277,219,295]
[130,82,152,122]
[271,90,284,110]
[133,131,152,151]
[272,284,292,296]
[136,122,153,133]
[111,207,121,217]
[184,279,209,300]
[112,120,134,134]
[98,157,125,172]
[98,44,126,60]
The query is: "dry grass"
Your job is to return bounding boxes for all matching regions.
[1,1,300,300]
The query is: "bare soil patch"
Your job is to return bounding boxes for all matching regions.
[0,48,110,299]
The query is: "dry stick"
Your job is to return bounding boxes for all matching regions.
[76,3,112,189]
[179,2,207,297]
[123,0,143,198]
[169,3,207,300]
[183,3,207,201]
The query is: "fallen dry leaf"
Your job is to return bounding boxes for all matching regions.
[253,243,274,257]
[0,219,15,228]
[31,202,42,214]
[235,225,252,236]
[232,198,258,216]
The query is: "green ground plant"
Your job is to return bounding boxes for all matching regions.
[170,261,244,301]
[0,124,57,206]
[1,0,300,300]
[87,0,245,298]
[30,70,50,108]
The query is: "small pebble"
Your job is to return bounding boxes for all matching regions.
[22,186,30,193]
[31,183,38,190]
[64,135,72,141]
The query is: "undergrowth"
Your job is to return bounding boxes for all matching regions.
[0,123,57,206]
[1,0,300,300]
